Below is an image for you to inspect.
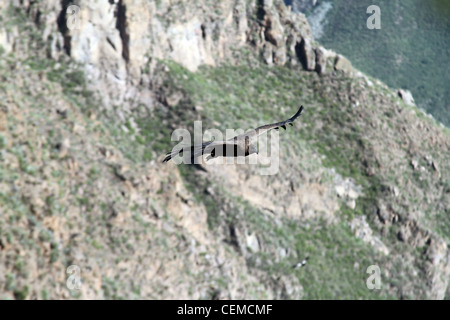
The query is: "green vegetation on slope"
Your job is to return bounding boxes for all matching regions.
[313,0,450,126]
[1,0,448,299]
[179,164,396,299]
[154,54,448,298]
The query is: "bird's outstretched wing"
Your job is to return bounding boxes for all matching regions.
[232,105,304,142]
[162,140,237,163]
[252,105,304,137]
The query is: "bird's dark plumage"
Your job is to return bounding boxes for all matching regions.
[162,105,304,163]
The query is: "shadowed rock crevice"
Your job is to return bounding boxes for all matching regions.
[116,0,129,62]
[295,39,307,69]
[295,38,315,71]
[256,0,267,22]
[56,0,72,56]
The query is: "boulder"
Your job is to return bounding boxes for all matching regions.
[334,54,353,73]
[296,37,316,71]
[398,89,415,106]
[315,46,335,74]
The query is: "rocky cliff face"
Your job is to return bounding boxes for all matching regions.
[0,0,448,299]
[1,0,325,103]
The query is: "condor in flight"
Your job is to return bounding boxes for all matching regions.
[162,105,304,163]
